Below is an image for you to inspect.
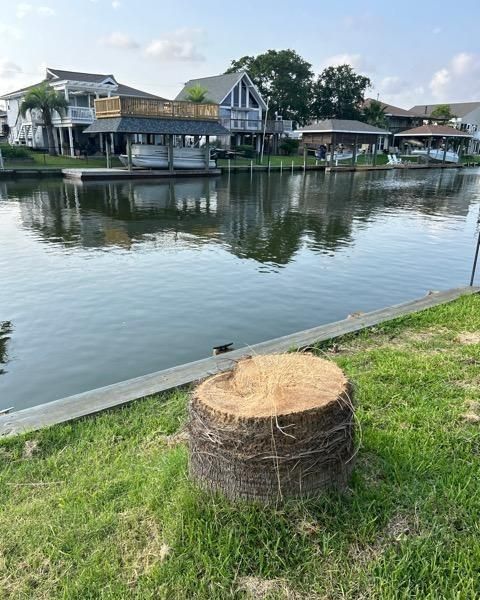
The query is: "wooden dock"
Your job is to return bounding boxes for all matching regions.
[62,168,222,181]
[1,286,477,438]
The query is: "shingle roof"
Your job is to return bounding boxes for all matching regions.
[175,72,243,104]
[364,98,415,118]
[47,68,116,83]
[1,68,163,100]
[394,124,472,137]
[298,119,390,135]
[83,116,229,136]
[409,102,480,118]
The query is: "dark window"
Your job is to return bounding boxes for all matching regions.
[221,93,231,106]
[241,82,247,107]
[233,84,239,106]
[249,92,258,108]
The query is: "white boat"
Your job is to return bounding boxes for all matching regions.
[119,144,216,169]
[411,149,460,163]
[321,151,354,162]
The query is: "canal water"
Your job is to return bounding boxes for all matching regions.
[1,169,479,411]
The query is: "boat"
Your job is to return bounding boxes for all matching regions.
[119,144,216,169]
[325,151,354,162]
[411,149,460,163]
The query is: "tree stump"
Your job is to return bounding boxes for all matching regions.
[188,354,355,503]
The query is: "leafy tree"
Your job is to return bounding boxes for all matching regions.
[185,84,211,103]
[362,99,387,128]
[20,83,68,155]
[225,49,314,125]
[430,104,455,121]
[312,65,371,120]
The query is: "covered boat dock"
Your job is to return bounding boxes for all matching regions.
[70,96,229,179]
[394,124,472,162]
[298,119,390,167]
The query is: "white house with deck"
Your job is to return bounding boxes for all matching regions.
[175,72,293,151]
[1,68,162,156]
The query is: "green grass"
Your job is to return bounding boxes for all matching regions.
[1,294,480,598]
[3,149,122,169]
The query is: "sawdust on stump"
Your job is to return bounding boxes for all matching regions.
[188,354,355,503]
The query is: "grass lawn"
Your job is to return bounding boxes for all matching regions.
[3,151,122,170]
[1,294,480,598]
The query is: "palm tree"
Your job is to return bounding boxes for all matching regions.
[362,99,387,128]
[20,83,68,155]
[185,84,211,103]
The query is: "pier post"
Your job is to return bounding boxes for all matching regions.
[352,134,358,166]
[168,135,174,173]
[126,135,133,171]
[205,135,210,172]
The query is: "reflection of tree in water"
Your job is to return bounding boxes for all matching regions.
[0,321,13,375]
[9,169,476,266]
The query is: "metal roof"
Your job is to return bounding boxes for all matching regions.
[409,102,480,118]
[298,119,390,135]
[394,124,472,137]
[83,116,229,136]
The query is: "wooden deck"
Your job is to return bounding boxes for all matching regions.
[94,96,219,120]
[62,168,222,180]
[1,286,477,437]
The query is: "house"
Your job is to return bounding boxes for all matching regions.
[409,102,480,153]
[0,109,7,139]
[364,98,422,148]
[175,72,293,151]
[1,68,162,156]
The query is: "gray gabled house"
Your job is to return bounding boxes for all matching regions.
[175,71,292,151]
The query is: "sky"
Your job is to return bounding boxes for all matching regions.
[1,0,480,109]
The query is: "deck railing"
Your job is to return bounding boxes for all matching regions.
[95,96,220,120]
[221,118,294,134]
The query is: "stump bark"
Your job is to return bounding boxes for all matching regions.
[188,354,355,503]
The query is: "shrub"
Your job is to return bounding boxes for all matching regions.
[280,137,300,155]
[0,143,31,159]
[235,144,256,158]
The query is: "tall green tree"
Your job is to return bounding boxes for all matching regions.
[225,49,314,125]
[20,83,68,155]
[185,84,211,103]
[430,104,455,121]
[362,99,387,128]
[312,65,371,120]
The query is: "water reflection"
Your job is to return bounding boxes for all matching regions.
[0,321,13,376]
[5,169,474,267]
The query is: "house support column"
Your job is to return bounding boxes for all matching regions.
[205,135,210,172]
[99,133,104,152]
[168,134,174,172]
[110,133,115,154]
[68,127,74,158]
[56,128,62,155]
[105,132,111,169]
[373,137,378,166]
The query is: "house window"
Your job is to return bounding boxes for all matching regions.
[233,84,239,106]
[241,81,247,107]
[221,93,231,106]
[249,92,258,108]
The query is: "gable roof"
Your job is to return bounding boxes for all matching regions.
[409,102,480,118]
[175,72,267,108]
[298,119,390,135]
[1,68,163,100]
[394,124,472,137]
[364,98,416,118]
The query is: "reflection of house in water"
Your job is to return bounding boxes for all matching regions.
[0,321,13,376]
[11,169,475,266]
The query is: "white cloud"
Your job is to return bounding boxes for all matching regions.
[0,61,22,78]
[432,26,442,35]
[145,29,205,62]
[16,3,56,18]
[100,31,139,49]
[317,53,374,75]
[373,75,425,108]
[112,0,121,7]
[0,23,23,39]
[429,52,480,100]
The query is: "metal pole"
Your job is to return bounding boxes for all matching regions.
[470,220,480,286]
[291,160,294,174]
[250,160,253,176]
